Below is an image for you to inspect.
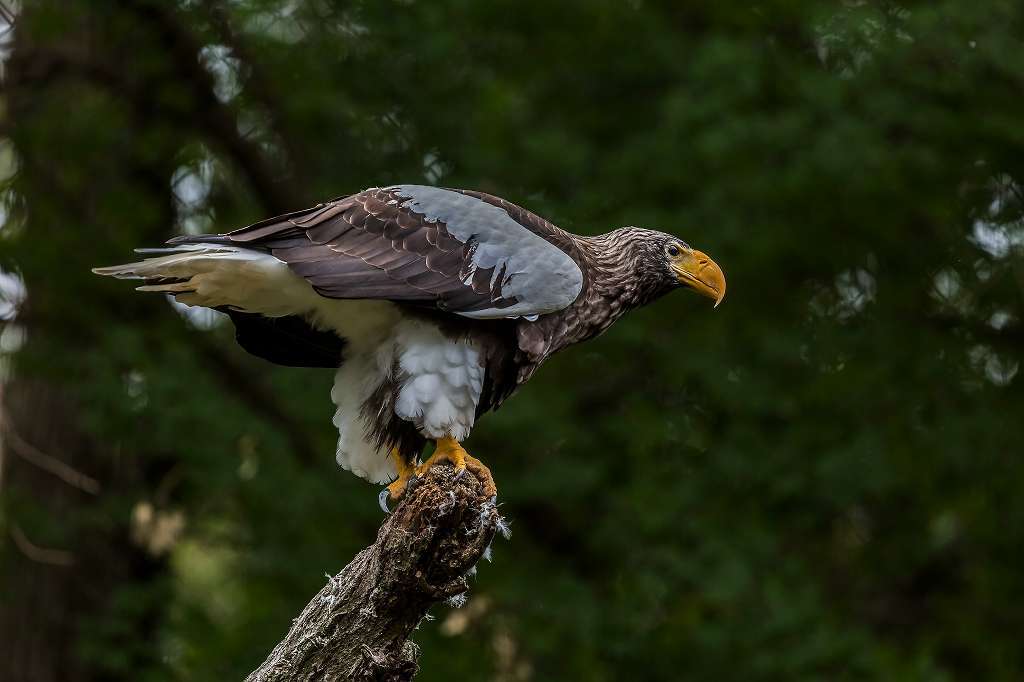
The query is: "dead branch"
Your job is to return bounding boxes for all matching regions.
[9,524,76,567]
[246,464,501,682]
[124,0,302,214]
[189,331,321,467]
[2,411,101,494]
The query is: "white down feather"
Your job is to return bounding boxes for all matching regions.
[393,320,484,441]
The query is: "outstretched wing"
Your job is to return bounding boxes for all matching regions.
[175,185,585,319]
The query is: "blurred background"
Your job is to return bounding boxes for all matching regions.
[1,1,1022,680]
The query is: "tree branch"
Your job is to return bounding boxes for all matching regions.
[246,464,501,682]
[189,331,321,467]
[198,0,309,181]
[9,524,76,567]
[125,0,303,214]
[2,409,102,494]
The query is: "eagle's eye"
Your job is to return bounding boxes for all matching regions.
[666,244,681,258]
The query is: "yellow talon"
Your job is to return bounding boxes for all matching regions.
[381,439,497,512]
[417,436,465,476]
[385,447,417,502]
[416,436,497,498]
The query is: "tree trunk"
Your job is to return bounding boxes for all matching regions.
[0,380,168,681]
[246,465,502,682]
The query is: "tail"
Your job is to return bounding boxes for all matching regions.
[92,243,233,281]
[93,241,316,315]
[96,239,348,368]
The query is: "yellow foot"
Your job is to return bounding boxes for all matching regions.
[379,447,418,513]
[416,436,498,499]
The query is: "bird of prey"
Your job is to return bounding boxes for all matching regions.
[94,185,726,509]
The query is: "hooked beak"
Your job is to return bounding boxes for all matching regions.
[671,249,726,307]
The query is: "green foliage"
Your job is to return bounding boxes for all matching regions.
[2,0,1023,679]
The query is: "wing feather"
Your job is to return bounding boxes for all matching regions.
[175,185,585,319]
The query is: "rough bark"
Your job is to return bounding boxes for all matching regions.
[246,464,502,682]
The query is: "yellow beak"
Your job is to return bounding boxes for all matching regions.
[672,249,726,308]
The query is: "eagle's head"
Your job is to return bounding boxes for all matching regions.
[661,234,726,307]
[608,227,727,308]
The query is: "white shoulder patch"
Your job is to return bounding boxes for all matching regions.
[388,185,584,319]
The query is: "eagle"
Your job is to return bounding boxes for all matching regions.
[94,185,726,509]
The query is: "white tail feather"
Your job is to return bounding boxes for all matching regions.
[95,244,405,344]
[93,245,318,316]
[135,282,195,293]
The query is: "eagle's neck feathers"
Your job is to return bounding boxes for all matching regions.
[513,229,674,378]
[576,228,674,326]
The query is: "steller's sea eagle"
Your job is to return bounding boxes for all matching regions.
[94,185,726,509]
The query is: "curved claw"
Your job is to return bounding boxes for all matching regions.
[454,467,467,481]
[378,488,391,514]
